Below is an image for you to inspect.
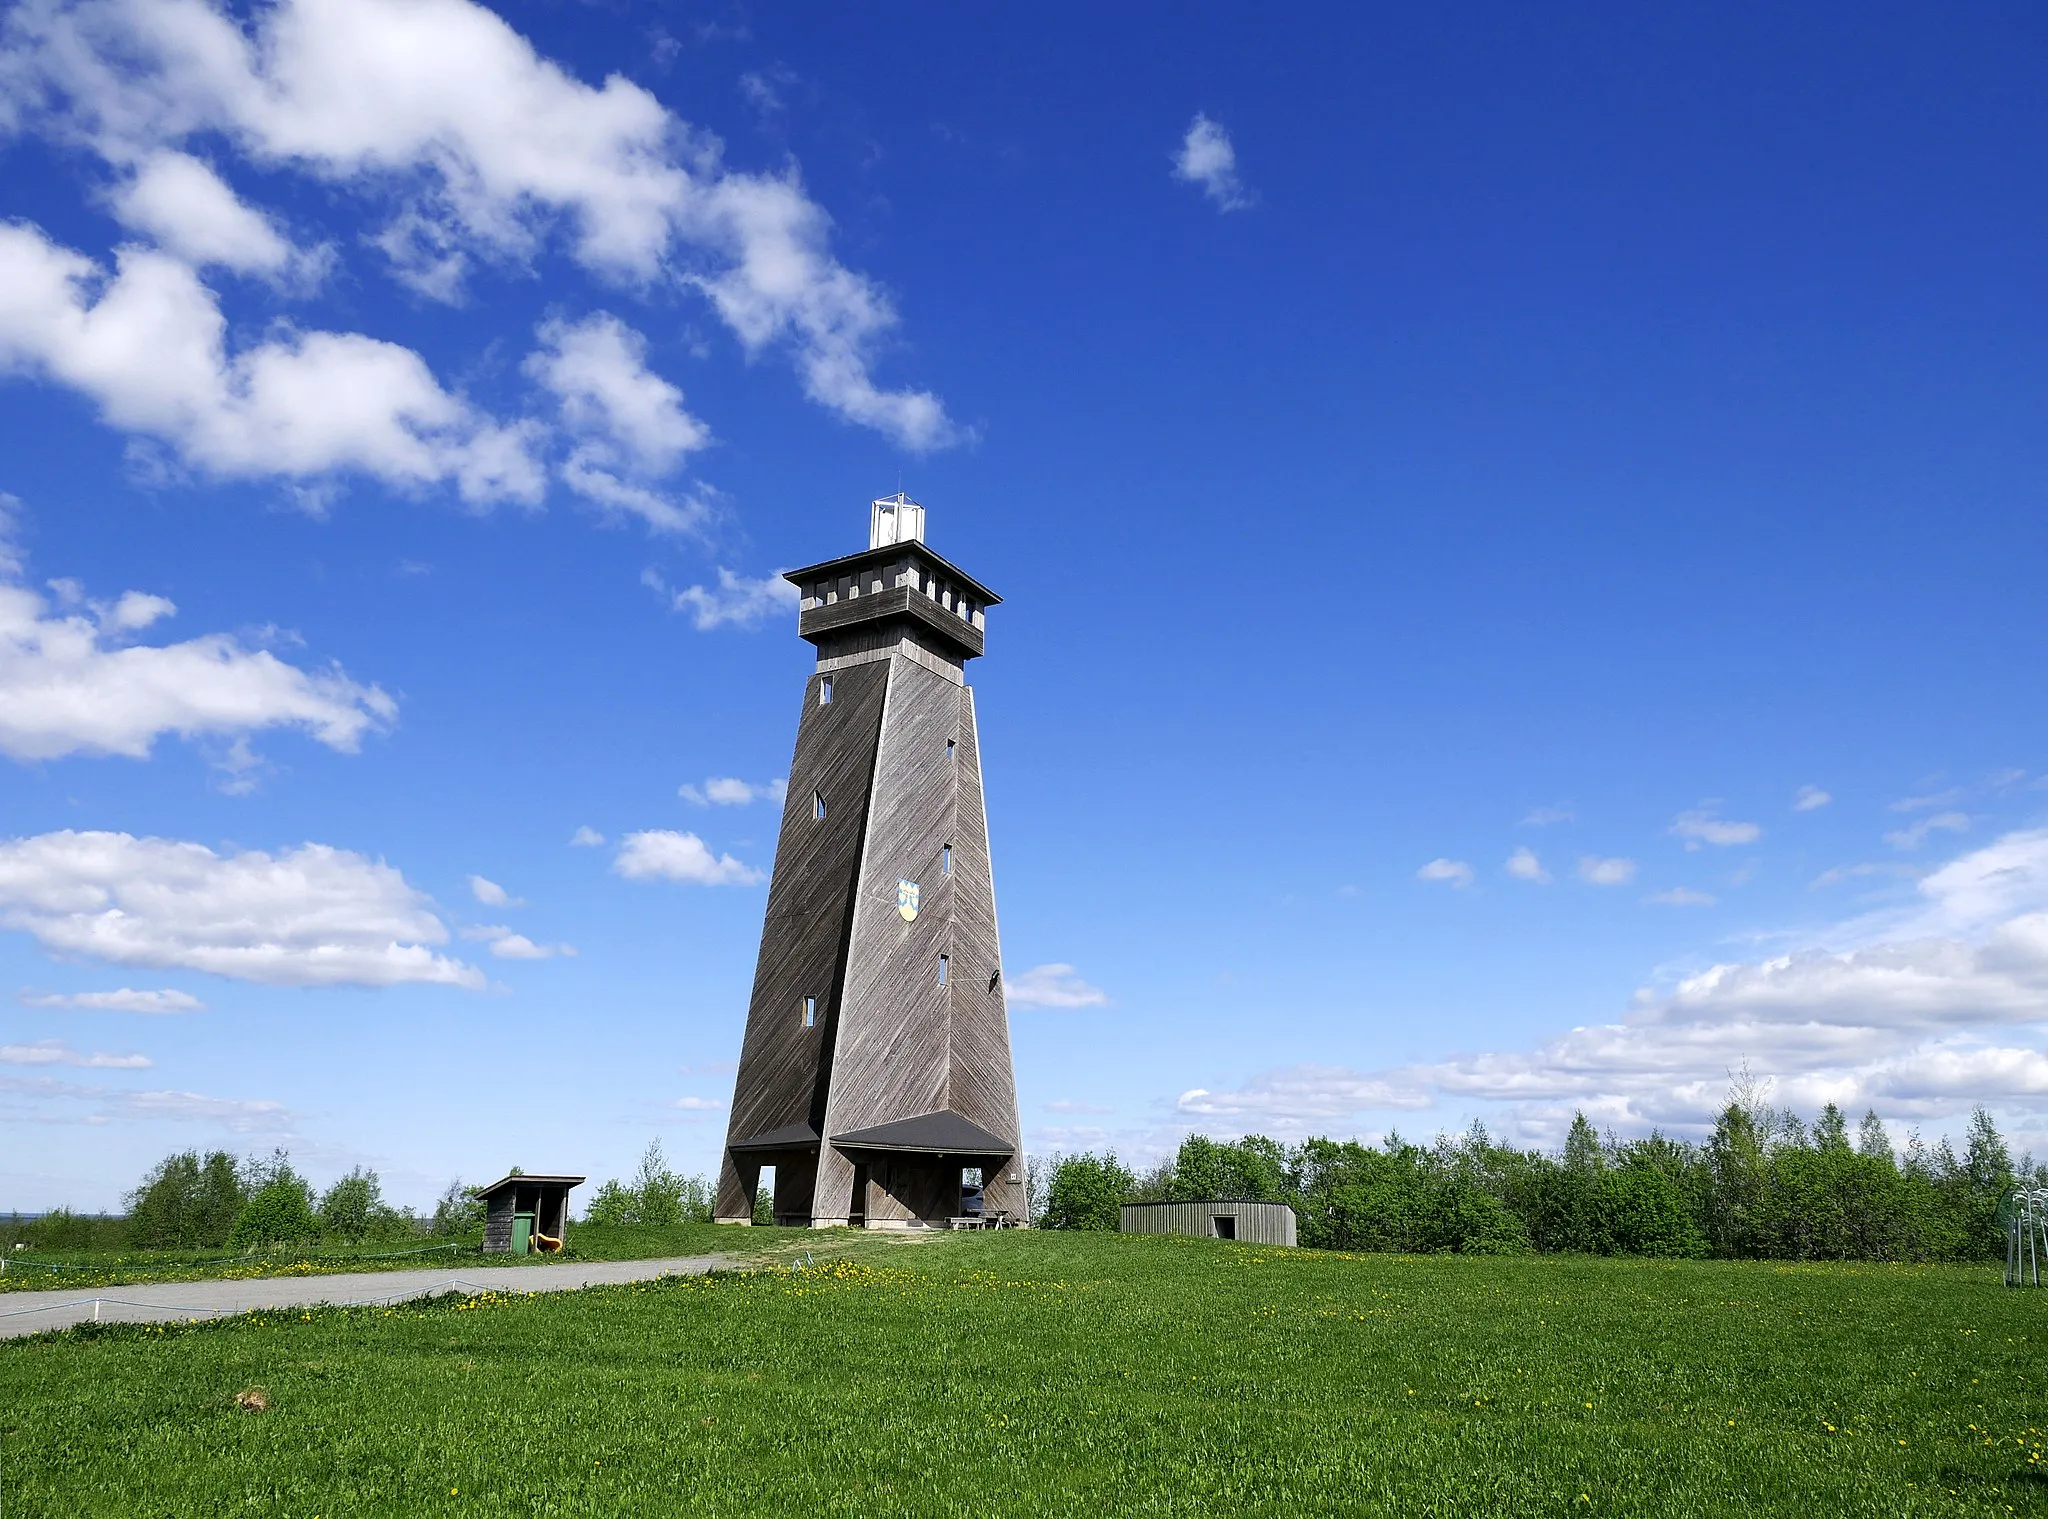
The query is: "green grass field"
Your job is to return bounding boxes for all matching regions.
[2,1230,2043,1516]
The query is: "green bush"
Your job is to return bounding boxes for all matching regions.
[317,1167,412,1243]
[1164,1134,1289,1204]
[14,1207,128,1252]
[1296,1142,1523,1254]
[1040,1152,1135,1230]
[431,1180,484,1236]
[228,1159,317,1250]
[582,1141,713,1227]
[127,1150,247,1249]
[1601,1160,1706,1257]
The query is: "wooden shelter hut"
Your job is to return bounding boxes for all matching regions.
[474,1173,584,1254]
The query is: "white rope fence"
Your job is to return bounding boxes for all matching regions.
[0,1276,525,1329]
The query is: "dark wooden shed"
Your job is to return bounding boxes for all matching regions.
[474,1173,584,1254]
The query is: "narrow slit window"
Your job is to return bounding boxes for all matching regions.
[941,844,952,875]
[945,738,956,759]
[813,792,827,822]
[937,954,949,987]
[819,676,834,705]
[802,995,817,1029]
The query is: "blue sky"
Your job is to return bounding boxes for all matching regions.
[3,0,2048,1210]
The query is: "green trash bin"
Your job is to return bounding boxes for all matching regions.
[513,1213,535,1255]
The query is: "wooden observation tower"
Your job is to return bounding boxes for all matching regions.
[714,496,1025,1227]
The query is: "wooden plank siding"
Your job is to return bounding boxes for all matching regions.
[714,661,890,1221]
[1120,1202,1299,1247]
[716,538,1023,1228]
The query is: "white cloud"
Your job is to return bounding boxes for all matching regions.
[1892,788,1963,813]
[467,874,518,906]
[1176,827,2048,1143]
[1028,1123,1115,1150]
[1005,963,1108,1010]
[18,986,202,1012]
[1648,887,1717,907]
[1417,858,1474,889]
[118,1087,289,1128]
[0,224,545,503]
[1504,846,1550,884]
[554,463,713,540]
[108,149,308,277]
[686,172,959,449]
[461,924,573,960]
[737,66,796,116]
[1,1072,290,1130]
[1577,855,1637,886]
[1,1038,151,1068]
[612,829,761,885]
[679,776,786,807]
[1794,785,1832,812]
[1669,807,1762,849]
[1178,1064,1430,1129]
[1810,861,1916,890]
[1885,811,1970,851]
[569,826,605,847]
[0,563,393,765]
[1043,1099,1113,1115]
[1521,805,1575,826]
[525,313,713,536]
[666,568,799,631]
[670,1094,723,1111]
[3,0,957,449]
[1172,113,1253,212]
[487,934,551,959]
[0,829,482,987]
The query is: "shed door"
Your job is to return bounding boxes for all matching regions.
[1212,1215,1236,1240]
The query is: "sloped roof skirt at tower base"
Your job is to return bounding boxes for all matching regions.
[831,1109,1016,1157]
[726,1121,821,1153]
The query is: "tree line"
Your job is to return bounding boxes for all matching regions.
[5,1139,746,1254]
[1038,1097,2031,1262]
[6,1150,487,1253]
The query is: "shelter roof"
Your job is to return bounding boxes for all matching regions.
[469,1173,585,1200]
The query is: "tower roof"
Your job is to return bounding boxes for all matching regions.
[786,538,999,663]
[783,540,1000,607]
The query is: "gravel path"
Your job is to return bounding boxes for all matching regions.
[0,1255,729,1339]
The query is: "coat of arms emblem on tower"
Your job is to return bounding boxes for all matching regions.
[897,879,920,921]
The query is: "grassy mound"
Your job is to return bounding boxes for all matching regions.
[0,1231,2039,1515]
